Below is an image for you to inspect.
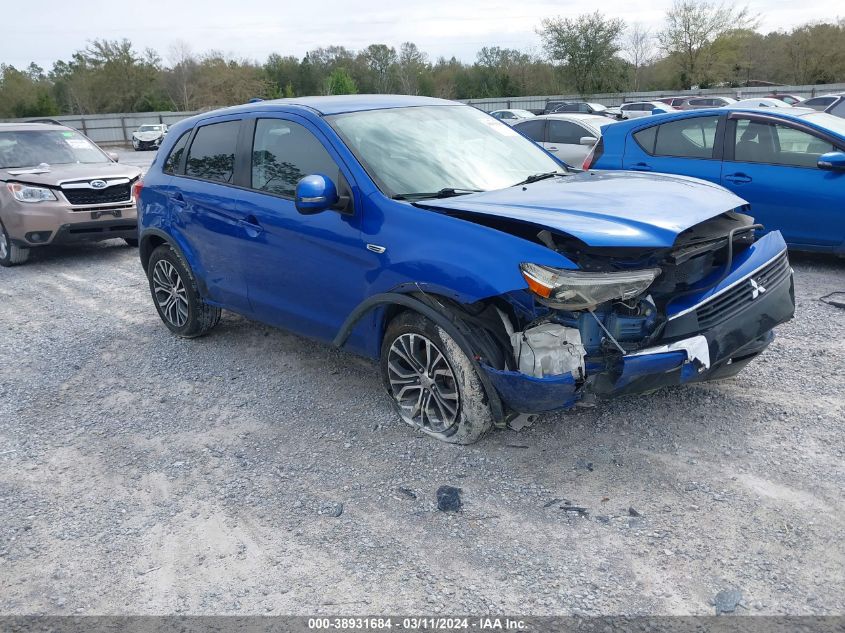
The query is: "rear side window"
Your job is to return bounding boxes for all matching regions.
[830,100,845,117]
[514,119,545,142]
[653,116,719,158]
[804,97,836,111]
[548,120,586,145]
[185,120,240,183]
[251,119,338,197]
[163,131,190,174]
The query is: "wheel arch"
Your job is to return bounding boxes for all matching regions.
[139,228,210,297]
[334,290,508,424]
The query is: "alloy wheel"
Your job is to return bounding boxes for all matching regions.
[152,260,189,327]
[387,333,460,433]
[0,229,8,260]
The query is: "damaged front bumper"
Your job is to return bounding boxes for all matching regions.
[482,231,795,414]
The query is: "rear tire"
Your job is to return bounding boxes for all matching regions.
[0,221,30,267]
[380,311,494,444]
[147,244,220,338]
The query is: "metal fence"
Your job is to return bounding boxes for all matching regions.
[3,111,200,146]
[3,81,844,145]
[463,83,845,112]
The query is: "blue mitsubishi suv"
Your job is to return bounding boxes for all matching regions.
[137,95,795,444]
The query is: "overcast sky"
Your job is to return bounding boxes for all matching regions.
[4,0,842,69]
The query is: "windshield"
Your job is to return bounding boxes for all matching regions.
[138,125,163,132]
[0,130,108,169]
[801,112,845,139]
[328,105,563,196]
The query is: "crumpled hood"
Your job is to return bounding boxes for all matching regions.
[133,131,163,141]
[421,171,749,248]
[2,162,141,187]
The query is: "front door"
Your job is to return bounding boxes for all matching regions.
[235,115,368,341]
[721,114,845,248]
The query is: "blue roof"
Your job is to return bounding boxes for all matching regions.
[221,94,458,116]
[608,107,844,138]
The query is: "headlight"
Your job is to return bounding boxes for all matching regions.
[520,263,661,310]
[7,184,57,203]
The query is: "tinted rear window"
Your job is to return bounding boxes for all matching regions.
[185,120,240,183]
[163,131,190,174]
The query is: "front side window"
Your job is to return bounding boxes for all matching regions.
[548,120,587,145]
[329,105,562,196]
[732,119,835,167]
[163,131,190,174]
[653,116,719,158]
[0,129,108,169]
[185,120,240,183]
[251,119,338,197]
[830,100,845,118]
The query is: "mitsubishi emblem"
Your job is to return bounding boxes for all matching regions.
[749,278,766,300]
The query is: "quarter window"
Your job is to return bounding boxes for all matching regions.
[732,119,835,168]
[251,119,338,197]
[633,126,657,153]
[163,131,190,174]
[185,120,240,183]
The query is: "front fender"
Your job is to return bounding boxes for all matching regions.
[360,196,578,305]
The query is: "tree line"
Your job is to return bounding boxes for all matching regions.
[2,0,845,118]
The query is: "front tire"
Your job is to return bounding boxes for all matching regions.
[380,311,494,444]
[0,221,30,267]
[124,237,139,247]
[147,244,220,338]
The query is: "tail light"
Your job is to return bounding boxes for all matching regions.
[582,137,604,170]
[132,179,144,201]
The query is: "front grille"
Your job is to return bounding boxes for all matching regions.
[63,183,131,206]
[694,251,791,329]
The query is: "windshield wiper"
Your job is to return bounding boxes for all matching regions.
[392,188,483,201]
[512,171,567,187]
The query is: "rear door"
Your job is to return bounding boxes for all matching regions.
[720,113,845,248]
[169,117,252,311]
[622,114,724,182]
[513,119,547,148]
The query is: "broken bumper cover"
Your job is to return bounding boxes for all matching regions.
[483,231,795,414]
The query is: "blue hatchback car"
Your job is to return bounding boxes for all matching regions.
[586,107,845,255]
[137,96,795,443]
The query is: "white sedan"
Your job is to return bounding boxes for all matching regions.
[512,113,616,166]
[618,101,677,119]
[489,109,536,125]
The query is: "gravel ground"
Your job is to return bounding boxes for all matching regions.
[0,224,843,616]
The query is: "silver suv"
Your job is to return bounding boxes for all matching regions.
[0,123,141,266]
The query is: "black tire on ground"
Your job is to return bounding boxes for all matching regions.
[124,237,139,247]
[380,311,494,445]
[146,243,221,338]
[0,220,30,267]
